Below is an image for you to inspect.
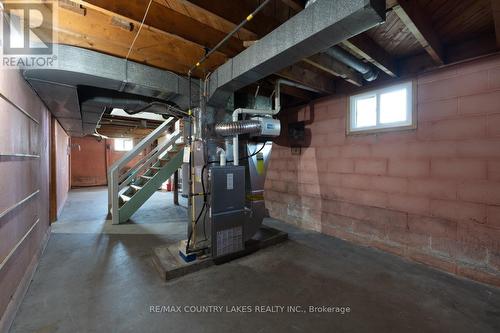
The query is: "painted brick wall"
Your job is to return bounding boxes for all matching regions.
[265,55,500,287]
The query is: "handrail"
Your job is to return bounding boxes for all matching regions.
[108,117,177,224]
[109,117,175,175]
[118,142,161,183]
[119,130,181,191]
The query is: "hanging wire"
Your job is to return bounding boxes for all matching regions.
[124,0,153,85]
[125,0,153,61]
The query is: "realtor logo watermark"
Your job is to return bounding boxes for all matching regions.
[1,0,57,68]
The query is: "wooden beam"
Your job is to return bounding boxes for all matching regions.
[393,0,444,65]
[54,3,226,76]
[398,33,498,78]
[185,0,350,92]
[280,84,317,100]
[277,65,335,94]
[492,0,500,48]
[49,117,57,223]
[341,34,398,77]
[185,0,280,38]
[81,0,244,56]
[303,54,362,86]
[166,0,257,41]
[336,34,499,95]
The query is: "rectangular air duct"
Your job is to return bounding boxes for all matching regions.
[207,0,385,106]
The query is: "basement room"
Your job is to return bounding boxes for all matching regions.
[0,0,499,332]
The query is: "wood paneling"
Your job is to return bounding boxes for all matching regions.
[0,68,51,332]
[70,136,107,187]
[366,10,423,58]
[394,0,444,64]
[419,0,494,44]
[55,122,70,217]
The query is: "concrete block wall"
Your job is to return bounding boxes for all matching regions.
[265,54,500,287]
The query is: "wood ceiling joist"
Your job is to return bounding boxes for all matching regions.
[81,0,244,56]
[492,0,500,48]
[303,53,363,87]
[266,0,397,81]
[58,2,226,76]
[393,0,445,65]
[185,0,278,37]
[167,0,257,41]
[186,0,363,89]
[173,0,339,93]
[277,65,335,94]
[280,84,317,101]
[341,34,398,77]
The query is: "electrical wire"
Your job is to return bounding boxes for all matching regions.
[188,0,272,74]
[228,142,267,164]
[125,0,153,62]
[123,0,153,87]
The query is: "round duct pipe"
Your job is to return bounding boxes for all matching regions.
[325,46,379,82]
[215,120,261,137]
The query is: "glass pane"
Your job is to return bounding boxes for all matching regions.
[380,88,407,124]
[124,139,133,151]
[114,138,133,151]
[114,139,123,151]
[355,96,377,128]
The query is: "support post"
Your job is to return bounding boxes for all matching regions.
[173,170,179,206]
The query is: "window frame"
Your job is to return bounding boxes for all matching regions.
[347,80,417,135]
[113,138,134,152]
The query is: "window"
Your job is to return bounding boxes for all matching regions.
[114,138,134,151]
[348,81,415,133]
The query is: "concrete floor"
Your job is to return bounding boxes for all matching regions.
[10,187,500,333]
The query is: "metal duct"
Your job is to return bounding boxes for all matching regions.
[78,87,185,129]
[23,44,198,136]
[215,120,261,136]
[206,0,385,106]
[325,46,378,81]
[305,0,317,8]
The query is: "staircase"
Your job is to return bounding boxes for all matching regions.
[108,117,184,224]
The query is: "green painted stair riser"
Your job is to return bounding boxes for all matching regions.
[118,149,183,223]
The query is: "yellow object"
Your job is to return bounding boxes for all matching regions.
[256,153,264,175]
[196,62,200,67]
[246,14,253,21]
[246,193,265,201]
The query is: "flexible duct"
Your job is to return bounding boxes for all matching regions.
[215,120,261,136]
[325,46,379,82]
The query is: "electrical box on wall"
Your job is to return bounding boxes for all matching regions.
[288,121,305,146]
